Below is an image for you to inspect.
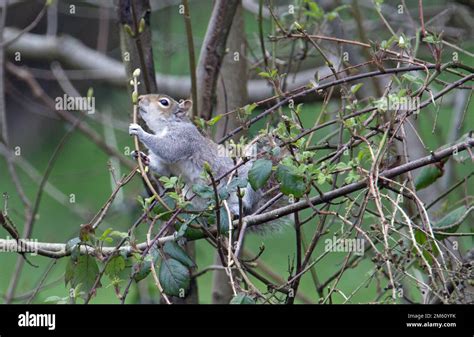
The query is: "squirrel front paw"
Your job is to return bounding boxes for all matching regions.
[129,123,144,137]
[131,150,150,165]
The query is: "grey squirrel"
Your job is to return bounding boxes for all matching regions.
[129,94,282,229]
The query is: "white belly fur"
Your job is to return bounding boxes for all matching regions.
[168,159,202,186]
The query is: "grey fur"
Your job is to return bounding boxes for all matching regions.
[129,94,288,234]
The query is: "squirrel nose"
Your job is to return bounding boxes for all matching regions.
[138,95,148,105]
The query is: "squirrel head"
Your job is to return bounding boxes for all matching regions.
[137,94,192,131]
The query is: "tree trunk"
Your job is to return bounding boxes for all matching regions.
[196,0,240,119]
[211,3,248,304]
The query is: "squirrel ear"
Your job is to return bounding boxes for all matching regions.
[176,99,192,117]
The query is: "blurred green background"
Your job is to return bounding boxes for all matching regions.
[1,0,473,304]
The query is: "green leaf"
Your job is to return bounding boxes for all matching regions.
[65,255,100,299]
[159,258,191,297]
[133,259,151,282]
[325,11,338,21]
[227,177,248,192]
[402,73,424,86]
[414,165,444,190]
[105,256,126,279]
[44,296,63,303]
[230,293,256,304]
[305,1,324,20]
[218,185,230,200]
[207,114,223,126]
[167,191,182,202]
[133,249,159,282]
[99,228,113,242]
[350,83,364,94]
[163,242,195,268]
[159,176,178,189]
[136,195,145,209]
[414,230,439,266]
[333,162,351,171]
[177,225,204,240]
[345,170,360,184]
[150,195,176,219]
[423,36,435,44]
[317,172,332,185]
[398,35,406,48]
[276,164,306,198]
[174,215,205,240]
[243,103,258,116]
[219,206,230,234]
[423,34,440,44]
[433,206,472,238]
[248,159,273,190]
[194,117,206,129]
[109,230,128,239]
[192,184,214,199]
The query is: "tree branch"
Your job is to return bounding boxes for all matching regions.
[240,137,474,230]
[3,137,472,258]
[3,28,332,102]
[196,0,240,119]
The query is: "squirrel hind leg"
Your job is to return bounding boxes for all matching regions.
[245,189,293,235]
[228,184,260,214]
[227,185,265,228]
[227,185,292,235]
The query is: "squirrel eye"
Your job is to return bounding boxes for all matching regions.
[159,99,169,107]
